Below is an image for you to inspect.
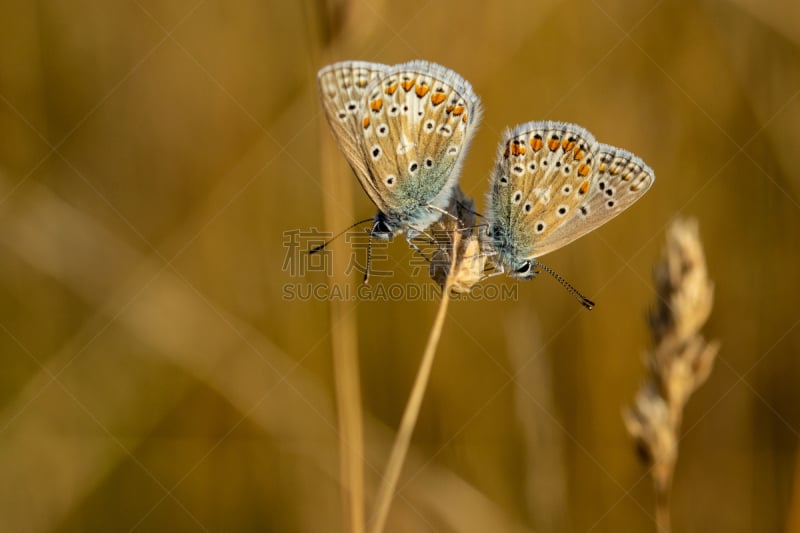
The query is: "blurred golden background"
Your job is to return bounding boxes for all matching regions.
[1,1,799,532]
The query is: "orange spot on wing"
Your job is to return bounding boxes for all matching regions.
[562,139,576,151]
[415,84,430,98]
[462,113,467,123]
[384,83,398,95]
[431,93,447,105]
[370,98,383,112]
[362,116,370,129]
[401,79,415,91]
[578,164,590,177]
[511,144,526,156]
[451,105,464,116]
[610,165,620,175]
[530,136,543,151]
[579,180,590,194]
[548,138,560,151]
[599,163,607,172]
[574,149,585,160]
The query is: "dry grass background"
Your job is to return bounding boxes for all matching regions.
[1,0,799,532]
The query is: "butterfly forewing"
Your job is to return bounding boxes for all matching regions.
[360,60,482,218]
[317,61,389,207]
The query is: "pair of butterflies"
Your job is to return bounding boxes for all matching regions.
[317,60,654,296]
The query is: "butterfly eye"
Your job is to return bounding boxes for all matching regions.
[515,261,533,276]
[373,219,394,239]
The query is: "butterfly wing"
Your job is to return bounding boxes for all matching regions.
[359,60,482,224]
[534,144,654,256]
[317,61,390,209]
[488,121,599,260]
[488,121,654,261]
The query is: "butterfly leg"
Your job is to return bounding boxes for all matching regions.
[454,199,485,220]
[479,259,505,282]
[425,204,461,226]
[405,233,436,263]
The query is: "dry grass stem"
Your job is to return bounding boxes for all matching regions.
[623,217,720,533]
[321,132,366,533]
[311,8,367,526]
[368,230,460,533]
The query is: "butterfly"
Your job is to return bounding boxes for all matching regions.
[485,121,655,279]
[428,185,490,294]
[317,60,482,244]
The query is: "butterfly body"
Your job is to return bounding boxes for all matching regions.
[486,121,655,278]
[318,60,482,241]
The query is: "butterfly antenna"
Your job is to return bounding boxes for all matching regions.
[308,217,374,254]
[537,262,596,310]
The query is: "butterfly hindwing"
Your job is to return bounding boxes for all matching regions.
[360,60,482,224]
[488,121,599,260]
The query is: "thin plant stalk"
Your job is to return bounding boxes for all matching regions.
[368,232,460,533]
[307,1,370,527]
[321,135,366,533]
[655,487,671,533]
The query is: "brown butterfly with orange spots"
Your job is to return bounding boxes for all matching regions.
[486,121,655,281]
[317,60,482,244]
